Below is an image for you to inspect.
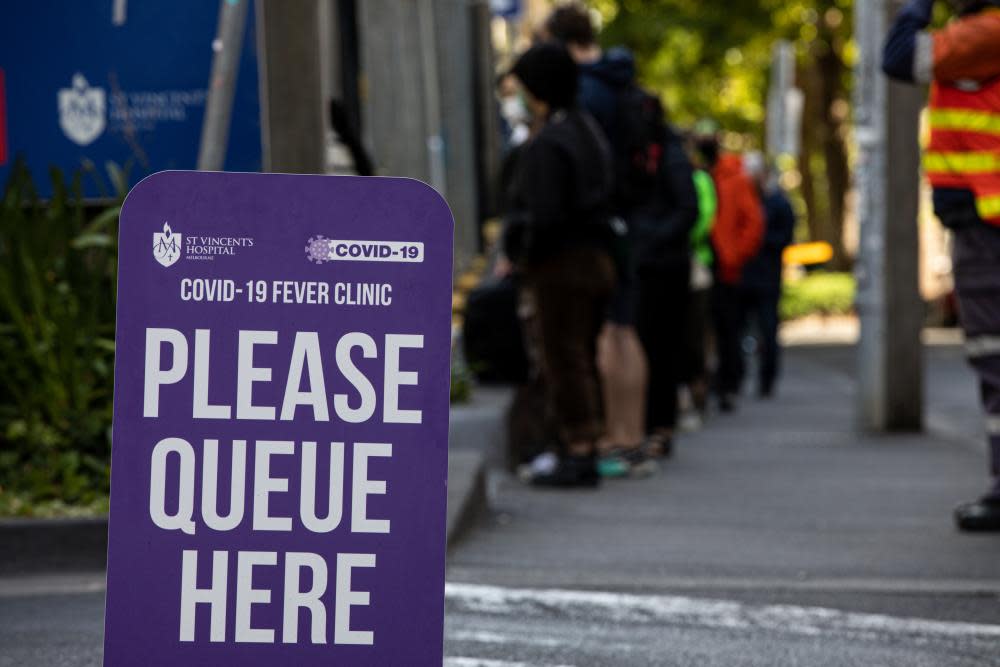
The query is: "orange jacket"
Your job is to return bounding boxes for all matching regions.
[932,9,1000,84]
[924,9,1000,224]
[709,154,764,285]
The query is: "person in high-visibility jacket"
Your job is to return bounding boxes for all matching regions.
[884,0,1000,531]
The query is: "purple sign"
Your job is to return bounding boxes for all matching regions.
[105,171,454,666]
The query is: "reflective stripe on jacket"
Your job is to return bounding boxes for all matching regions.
[923,8,1000,225]
[925,77,1000,224]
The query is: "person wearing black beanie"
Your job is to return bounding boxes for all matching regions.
[510,42,579,113]
[504,43,620,487]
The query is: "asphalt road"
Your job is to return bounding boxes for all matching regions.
[443,344,1000,665]
[2,575,998,667]
[3,345,1000,666]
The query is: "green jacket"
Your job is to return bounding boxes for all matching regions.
[691,169,717,267]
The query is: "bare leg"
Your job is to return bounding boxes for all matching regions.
[597,322,648,450]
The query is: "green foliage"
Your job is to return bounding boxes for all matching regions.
[593,0,854,137]
[0,162,123,515]
[780,271,856,321]
[450,355,473,404]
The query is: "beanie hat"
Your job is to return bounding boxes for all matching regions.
[511,43,578,111]
[949,0,1000,14]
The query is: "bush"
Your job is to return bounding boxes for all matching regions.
[780,272,856,321]
[0,163,123,515]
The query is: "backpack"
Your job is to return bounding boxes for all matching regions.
[612,84,668,211]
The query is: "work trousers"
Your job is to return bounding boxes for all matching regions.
[637,263,691,433]
[521,246,616,448]
[680,287,711,385]
[951,222,1000,492]
[740,286,782,395]
[712,282,744,396]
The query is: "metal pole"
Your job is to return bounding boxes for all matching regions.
[255,0,327,173]
[197,0,249,171]
[766,41,792,157]
[417,0,447,194]
[854,0,923,431]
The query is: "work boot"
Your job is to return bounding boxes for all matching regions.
[954,495,1000,532]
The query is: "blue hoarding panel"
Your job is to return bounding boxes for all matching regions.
[0,0,261,198]
[490,0,522,19]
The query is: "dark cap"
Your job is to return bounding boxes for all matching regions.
[544,4,596,46]
[511,42,579,111]
[948,0,1000,13]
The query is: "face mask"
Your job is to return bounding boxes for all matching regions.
[501,95,530,126]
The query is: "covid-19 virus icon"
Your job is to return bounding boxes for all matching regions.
[305,235,330,264]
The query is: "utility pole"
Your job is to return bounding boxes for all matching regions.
[197,0,249,172]
[854,0,925,431]
[417,0,447,195]
[256,0,327,174]
[358,0,483,269]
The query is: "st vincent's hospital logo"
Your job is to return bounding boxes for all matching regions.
[58,74,106,147]
[152,223,255,266]
[153,222,182,267]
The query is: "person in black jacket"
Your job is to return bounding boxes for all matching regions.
[632,126,700,453]
[505,43,618,487]
[740,152,795,398]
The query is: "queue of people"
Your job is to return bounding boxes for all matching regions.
[496,4,794,488]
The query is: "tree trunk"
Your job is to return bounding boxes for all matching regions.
[798,61,828,252]
[798,33,851,271]
[816,32,852,270]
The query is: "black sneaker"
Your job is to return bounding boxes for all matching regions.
[642,433,674,460]
[621,447,659,478]
[519,453,600,488]
[955,496,1000,532]
[719,393,737,413]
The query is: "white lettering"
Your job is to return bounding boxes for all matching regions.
[149,437,196,535]
[201,439,246,531]
[333,333,377,423]
[280,332,329,421]
[193,329,232,419]
[300,441,345,533]
[234,551,277,643]
[236,331,277,420]
[351,442,391,534]
[384,334,423,424]
[282,552,328,644]
[179,550,228,642]
[334,553,376,645]
[143,328,188,417]
[253,441,294,531]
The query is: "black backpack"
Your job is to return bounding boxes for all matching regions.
[612,84,668,211]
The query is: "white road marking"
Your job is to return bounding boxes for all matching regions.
[446,567,1000,595]
[0,573,106,598]
[446,582,1000,641]
[447,629,564,648]
[445,659,575,667]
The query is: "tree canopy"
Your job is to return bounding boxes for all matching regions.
[591,0,856,263]
[592,0,854,139]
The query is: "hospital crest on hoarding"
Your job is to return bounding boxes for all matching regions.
[58,73,106,146]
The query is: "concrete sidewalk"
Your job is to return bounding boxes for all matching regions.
[0,385,513,575]
[448,344,1000,598]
